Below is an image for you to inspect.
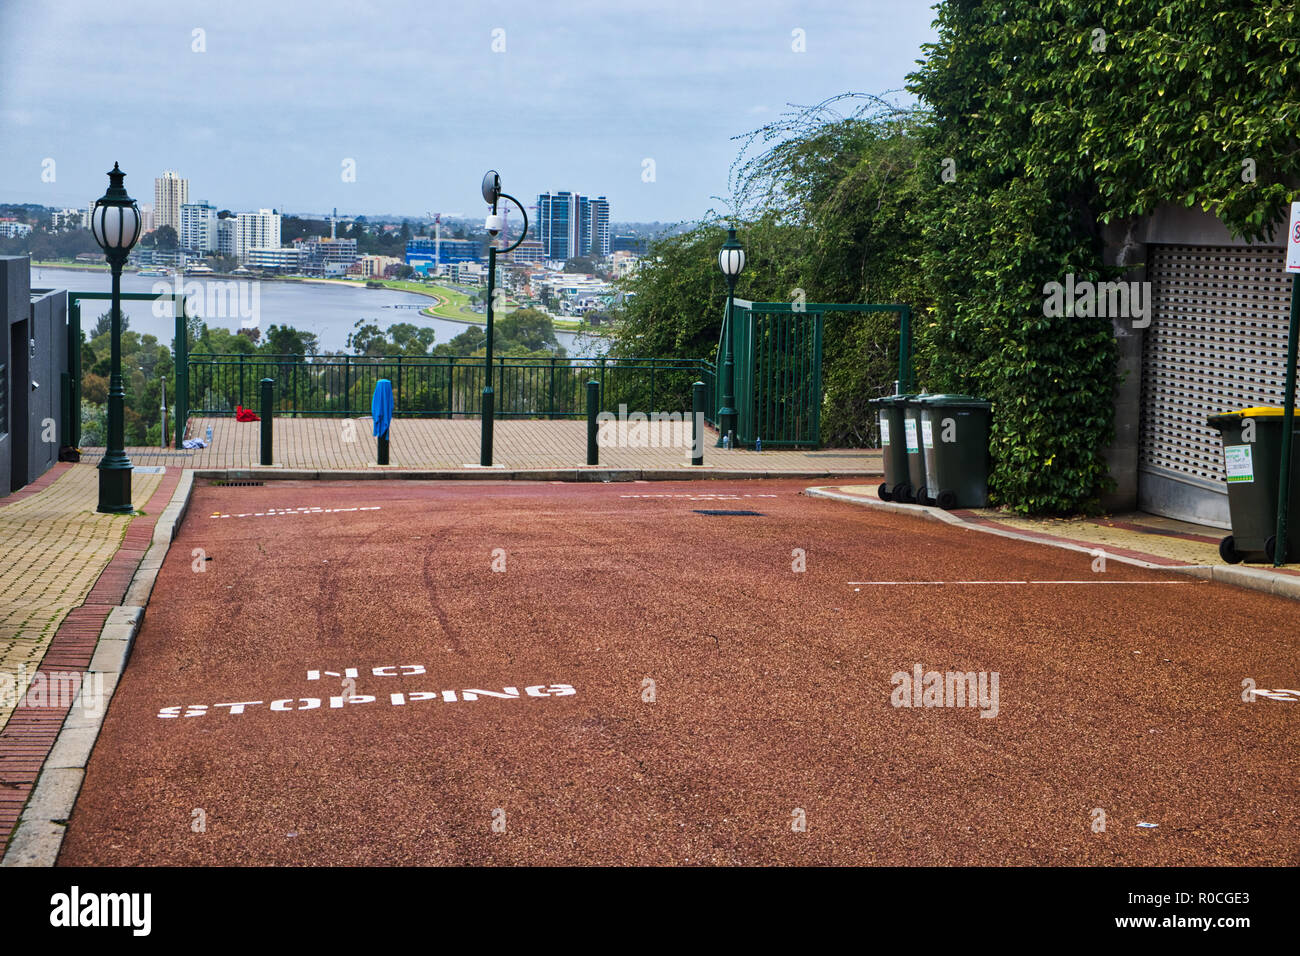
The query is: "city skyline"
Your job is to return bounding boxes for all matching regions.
[0,1,935,222]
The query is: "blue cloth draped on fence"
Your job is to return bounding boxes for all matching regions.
[371,379,394,438]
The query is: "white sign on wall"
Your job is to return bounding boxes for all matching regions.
[1287,201,1300,274]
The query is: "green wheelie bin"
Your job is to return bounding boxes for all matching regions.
[870,393,913,502]
[917,394,992,509]
[1206,406,1300,564]
[903,395,931,505]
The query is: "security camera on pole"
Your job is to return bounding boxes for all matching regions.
[478,170,529,467]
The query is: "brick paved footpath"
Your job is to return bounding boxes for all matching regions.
[83,416,884,474]
[0,463,174,852]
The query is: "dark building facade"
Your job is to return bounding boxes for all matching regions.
[1,256,70,497]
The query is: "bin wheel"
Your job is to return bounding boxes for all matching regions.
[1265,535,1285,564]
[878,482,891,502]
[1219,535,1243,565]
[895,483,914,504]
[916,484,931,506]
[936,490,957,510]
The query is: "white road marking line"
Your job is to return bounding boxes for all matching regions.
[847,580,1193,586]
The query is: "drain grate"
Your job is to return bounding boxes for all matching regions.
[212,480,264,487]
[693,509,764,516]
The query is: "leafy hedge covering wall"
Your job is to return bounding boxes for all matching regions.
[614,1,1297,514]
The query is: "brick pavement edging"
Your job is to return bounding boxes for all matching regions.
[0,470,195,867]
[804,486,1300,604]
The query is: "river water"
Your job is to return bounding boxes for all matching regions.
[30,266,604,356]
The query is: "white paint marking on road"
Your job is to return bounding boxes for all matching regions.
[847,580,1193,586]
[209,505,383,520]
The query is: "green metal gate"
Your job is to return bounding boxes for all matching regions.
[69,291,191,449]
[714,299,913,449]
[731,300,823,447]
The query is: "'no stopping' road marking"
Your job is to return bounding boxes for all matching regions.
[209,506,382,520]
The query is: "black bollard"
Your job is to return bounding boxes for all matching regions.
[586,380,600,465]
[259,378,274,466]
[691,380,706,466]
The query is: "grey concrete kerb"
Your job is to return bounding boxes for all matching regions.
[196,467,881,483]
[1,470,196,867]
[804,485,1300,603]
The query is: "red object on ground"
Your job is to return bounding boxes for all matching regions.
[234,405,260,422]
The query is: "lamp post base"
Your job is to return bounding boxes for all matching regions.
[717,409,737,448]
[97,461,134,514]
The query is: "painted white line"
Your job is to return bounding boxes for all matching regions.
[849,581,947,586]
[847,580,1194,586]
[1026,580,1190,585]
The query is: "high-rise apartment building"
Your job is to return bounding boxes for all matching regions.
[536,191,577,261]
[154,170,189,232]
[234,209,281,259]
[588,197,611,257]
[179,200,218,253]
[216,217,236,257]
[535,191,612,260]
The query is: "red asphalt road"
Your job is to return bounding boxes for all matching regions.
[59,479,1298,865]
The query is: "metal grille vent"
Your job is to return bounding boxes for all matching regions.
[212,480,264,487]
[1140,244,1295,485]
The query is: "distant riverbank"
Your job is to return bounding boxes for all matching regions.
[307,276,596,335]
[31,260,599,335]
[29,264,606,356]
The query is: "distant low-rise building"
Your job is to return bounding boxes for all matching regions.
[405,237,482,275]
[508,238,546,264]
[50,208,86,230]
[352,254,402,278]
[246,247,300,273]
[298,236,358,277]
[611,250,641,278]
[0,219,33,239]
[611,235,649,255]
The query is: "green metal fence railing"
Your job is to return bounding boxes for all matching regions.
[186,354,713,422]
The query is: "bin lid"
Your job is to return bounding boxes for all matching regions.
[916,393,991,409]
[869,393,914,407]
[1207,406,1291,426]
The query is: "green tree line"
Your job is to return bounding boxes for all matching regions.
[612,0,1296,514]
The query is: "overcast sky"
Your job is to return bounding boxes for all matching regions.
[0,0,937,224]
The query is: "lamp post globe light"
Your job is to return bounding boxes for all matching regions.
[90,163,143,513]
[717,227,745,447]
[477,170,528,466]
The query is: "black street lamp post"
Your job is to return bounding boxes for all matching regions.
[717,227,746,447]
[90,163,143,513]
[478,170,529,466]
